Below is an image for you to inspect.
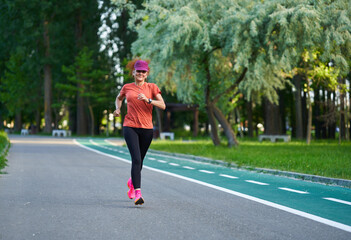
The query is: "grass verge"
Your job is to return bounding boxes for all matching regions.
[150,138,351,180]
[0,131,10,173]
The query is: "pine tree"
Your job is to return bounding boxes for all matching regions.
[60,47,111,136]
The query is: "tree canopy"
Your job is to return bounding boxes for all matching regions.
[0,0,350,144]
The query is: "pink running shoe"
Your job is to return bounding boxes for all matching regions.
[134,189,144,205]
[127,178,135,199]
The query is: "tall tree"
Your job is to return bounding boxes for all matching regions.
[128,0,266,147]
[0,0,44,131]
[255,0,350,143]
[319,0,351,142]
[43,16,53,133]
[60,47,110,136]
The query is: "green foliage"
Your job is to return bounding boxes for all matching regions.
[213,0,326,102]
[126,1,294,104]
[1,0,350,138]
[59,47,111,107]
[319,0,351,76]
[0,131,9,173]
[308,61,339,92]
[0,0,119,133]
[0,50,40,116]
[0,0,44,121]
[128,0,350,105]
[130,0,216,103]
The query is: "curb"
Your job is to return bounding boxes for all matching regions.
[148,149,351,188]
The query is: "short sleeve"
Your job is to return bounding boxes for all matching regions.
[152,84,161,98]
[119,85,126,98]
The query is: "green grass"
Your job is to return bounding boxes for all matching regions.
[0,131,9,173]
[149,138,351,180]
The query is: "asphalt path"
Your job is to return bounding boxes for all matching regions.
[0,136,350,240]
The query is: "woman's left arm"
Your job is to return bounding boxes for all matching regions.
[150,93,166,110]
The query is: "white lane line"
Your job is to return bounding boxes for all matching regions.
[90,140,101,146]
[183,166,195,170]
[323,198,351,206]
[145,151,212,166]
[245,180,269,185]
[105,139,123,146]
[220,174,238,179]
[75,139,351,233]
[279,187,309,194]
[157,160,167,163]
[199,170,215,174]
[148,157,156,160]
[169,163,180,166]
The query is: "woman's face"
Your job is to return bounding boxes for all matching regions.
[134,70,148,82]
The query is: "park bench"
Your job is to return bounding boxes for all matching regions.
[160,132,174,140]
[21,129,29,135]
[52,129,72,137]
[258,134,291,142]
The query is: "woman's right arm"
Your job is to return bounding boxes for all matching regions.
[113,94,124,117]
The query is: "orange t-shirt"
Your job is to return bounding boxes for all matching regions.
[119,82,161,129]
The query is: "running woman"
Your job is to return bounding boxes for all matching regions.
[113,59,166,205]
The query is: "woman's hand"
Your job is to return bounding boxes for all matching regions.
[137,93,148,102]
[113,108,121,117]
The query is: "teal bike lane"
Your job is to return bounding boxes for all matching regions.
[75,138,351,233]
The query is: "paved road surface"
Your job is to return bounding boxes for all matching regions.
[0,136,350,240]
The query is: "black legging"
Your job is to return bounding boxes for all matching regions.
[123,127,153,189]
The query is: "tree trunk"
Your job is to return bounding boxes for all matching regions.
[246,100,253,137]
[313,87,321,139]
[75,10,88,135]
[302,91,307,138]
[206,104,220,146]
[164,110,171,132]
[278,90,286,134]
[77,92,88,135]
[35,108,41,133]
[327,91,336,139]
[43,20,52,133]
[156,108,162,136]
[339,78,345,140]
[321,88,327,138]
[306,78,312,144]
[14,111,22,132]
[69,105,77,134]
[263,98,282,135]
[88,104,94,136]
[293,74,303,139]
[213,105,238,147]
[204,55,220,146]
[193,108,199,137]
